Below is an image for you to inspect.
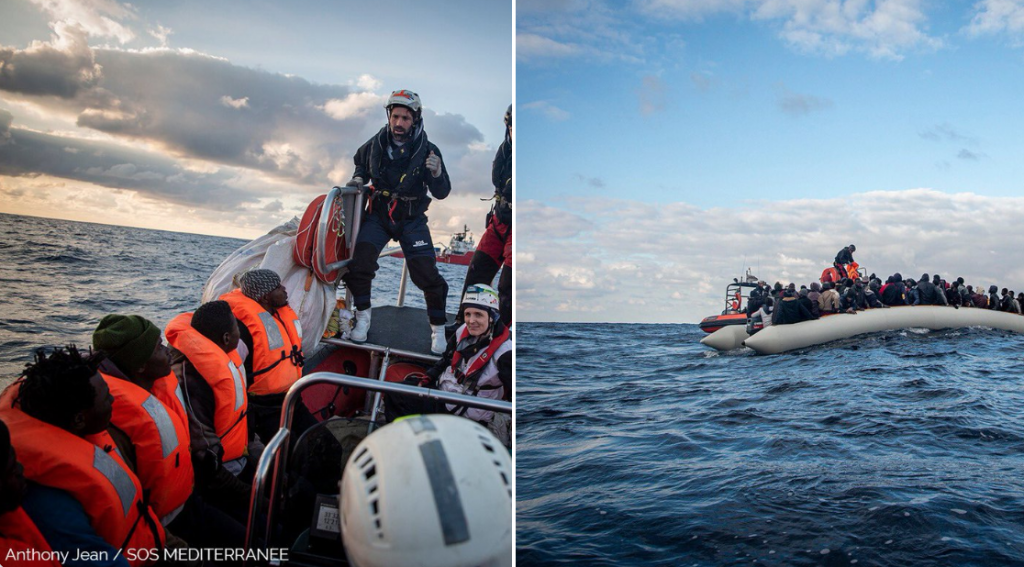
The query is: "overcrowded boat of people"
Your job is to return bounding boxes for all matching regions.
[699,257,1024,355]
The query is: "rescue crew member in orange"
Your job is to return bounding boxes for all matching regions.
[0,346,165,566]
[220,269,316,445]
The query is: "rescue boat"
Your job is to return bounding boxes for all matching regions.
[393,224,476,266]
[203,186,512,564]
[698,269,761,333]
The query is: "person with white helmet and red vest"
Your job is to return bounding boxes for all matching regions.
[384,284,512,447]
[457,104,513,331]
[342,89,452,355]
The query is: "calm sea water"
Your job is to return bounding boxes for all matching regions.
[516,322,1024,566]
[0,212,468,384]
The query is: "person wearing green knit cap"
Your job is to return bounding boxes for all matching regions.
[94,314,246,555]
[91,314,197,544]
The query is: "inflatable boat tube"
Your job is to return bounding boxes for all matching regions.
[742,305,1024,355]
[700,325,750,351]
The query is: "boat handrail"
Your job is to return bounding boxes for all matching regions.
[318,337,439,363]
[246,372,512,552]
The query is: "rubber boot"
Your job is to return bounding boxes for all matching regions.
[351,308,371,343]
[430,324,446,355]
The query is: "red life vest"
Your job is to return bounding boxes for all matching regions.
[221,289,304,396]
[0,507,59,566]
[95,372,194,522]
[0,384,165,565]
[450,324,511,386]
[165,312,249,461]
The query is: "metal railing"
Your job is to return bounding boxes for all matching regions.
[245,372,513,552]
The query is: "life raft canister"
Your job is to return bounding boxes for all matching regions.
[0,383,166,566]
[165,313,249,462]
[95,372,194,523]
[294,190,349,284]
[221,289,304,396]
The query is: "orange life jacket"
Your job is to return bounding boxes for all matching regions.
[0,507,59,566]
[0,384,165,565]
[221,289,304,396]
[165,312,249,461]
[96,372,194,523]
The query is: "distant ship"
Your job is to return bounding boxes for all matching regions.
[394,224,476,265]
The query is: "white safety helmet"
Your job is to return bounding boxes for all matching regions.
[385,89,422,120]
[462,283,500,315]
[340,415,513,567]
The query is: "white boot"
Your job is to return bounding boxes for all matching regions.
[351,308,371,343]
[430,324,447,355]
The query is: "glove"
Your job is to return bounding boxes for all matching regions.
[425,151,441,178]
[346,176,364,187]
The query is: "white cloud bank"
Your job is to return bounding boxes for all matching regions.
[517,189,1024,323]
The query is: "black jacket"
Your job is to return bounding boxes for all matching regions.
[353,125,451,217]
[491,134,512,225]
[776,297,814,325]
[835,247,854,265]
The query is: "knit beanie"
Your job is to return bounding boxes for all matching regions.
[93,314,161,373]
[240,269,282,301]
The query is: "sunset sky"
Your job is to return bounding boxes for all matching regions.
[0,0,513,240]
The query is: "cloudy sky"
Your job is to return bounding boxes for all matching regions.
[0,0,513,239]
[518,0,1024,323]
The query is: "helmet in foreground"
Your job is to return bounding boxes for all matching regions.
[340,414,513,567]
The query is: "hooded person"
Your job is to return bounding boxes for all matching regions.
[457,104,513,332]
[383,284,512,447]
[91,315,194,527]
[342,89,453,355]
[219,269,316,448]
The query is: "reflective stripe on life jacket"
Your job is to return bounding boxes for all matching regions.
[165,312,249,462]
[449,324,511,385]
[0,384,165,565]
[221,289,304,396]
[0,507,60,566]
[97,373,193,523]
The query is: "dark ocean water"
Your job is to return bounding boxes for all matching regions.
[0,212,467,384]
[516,322,1024,566]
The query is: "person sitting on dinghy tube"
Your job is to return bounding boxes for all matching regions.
[0,346,166,566]
[220,269,317,447]
[342,89,452,355]
[383,284,512,447]
[166,300,253,527]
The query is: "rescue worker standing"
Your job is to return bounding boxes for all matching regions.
[459,104,513,329]
[343,89,452,354]
[834,244,856,278]
[220,269,316,445]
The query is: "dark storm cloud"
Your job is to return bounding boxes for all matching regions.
[0,22,101,98]
[0,126,263,209]
[0,29,491,195]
